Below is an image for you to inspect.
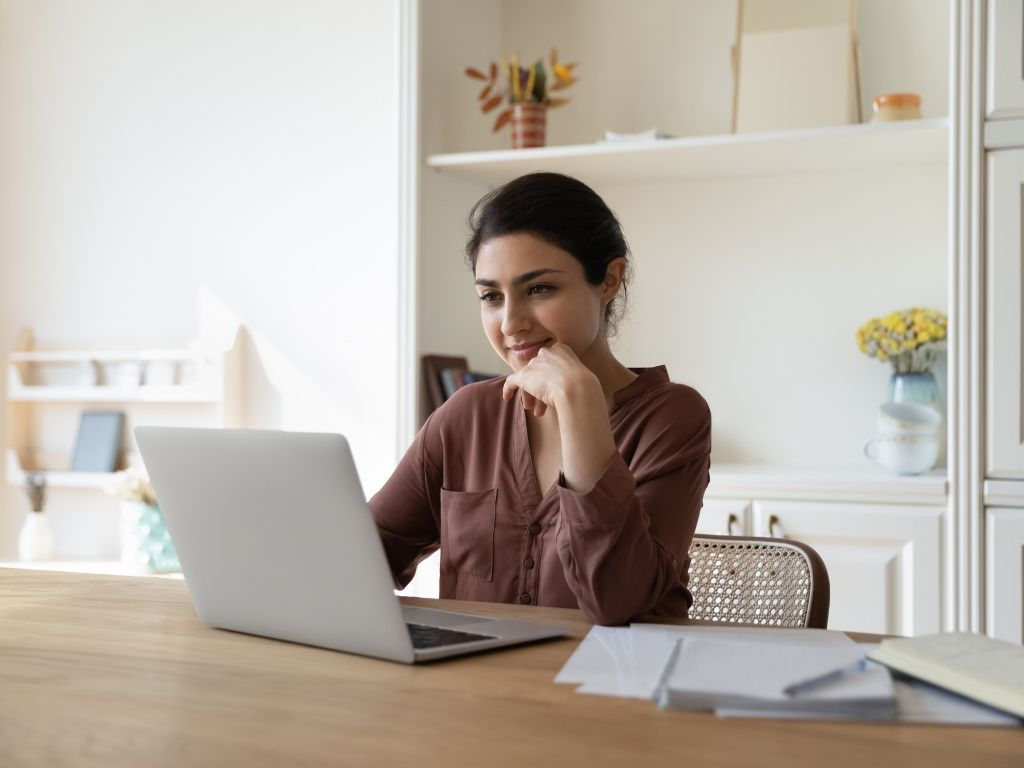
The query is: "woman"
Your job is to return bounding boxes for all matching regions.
[370,172,711,625]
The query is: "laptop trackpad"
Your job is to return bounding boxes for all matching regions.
[401,605,497,628]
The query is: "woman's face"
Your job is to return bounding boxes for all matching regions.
[474,232,616,371]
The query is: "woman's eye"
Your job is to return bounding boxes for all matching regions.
[528,284,555,296]
[479,292,501,303]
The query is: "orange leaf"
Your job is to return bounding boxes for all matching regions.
[465,67,487,81]
[478,83,492,100]
[489,61,498,80]
[481,95,503,113]
[492,109,512,132]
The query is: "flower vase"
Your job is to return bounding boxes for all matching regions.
[889,371,940,410]
[120,500,180,574]
[18,512,55,561]
[511,102,546,149]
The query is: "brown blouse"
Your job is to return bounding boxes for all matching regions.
[368,366,712,625]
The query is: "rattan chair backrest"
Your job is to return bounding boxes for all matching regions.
[686,534,830,629]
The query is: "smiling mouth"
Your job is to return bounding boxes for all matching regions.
[507,340,551,360]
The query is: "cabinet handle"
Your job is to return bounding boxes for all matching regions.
[768,515,786,538]
[725,513,741,537]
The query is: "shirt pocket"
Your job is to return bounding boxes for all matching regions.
[440,488,496,581]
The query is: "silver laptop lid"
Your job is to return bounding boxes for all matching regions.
[135,427,415,663]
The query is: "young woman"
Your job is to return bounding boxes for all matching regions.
[370,172,711,626]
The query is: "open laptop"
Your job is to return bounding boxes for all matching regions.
[134,426,565,663]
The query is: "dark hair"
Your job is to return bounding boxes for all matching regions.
[465,172,631,334]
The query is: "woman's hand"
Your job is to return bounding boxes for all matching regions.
[502,343,600,418]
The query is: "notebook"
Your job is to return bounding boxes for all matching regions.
[868,632,1024,719]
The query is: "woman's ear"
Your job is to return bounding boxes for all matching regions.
[601,258,627,305]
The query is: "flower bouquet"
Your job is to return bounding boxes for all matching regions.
[856,307,947,406]
[465,48,579,147]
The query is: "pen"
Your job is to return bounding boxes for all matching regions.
[783,659,867,697]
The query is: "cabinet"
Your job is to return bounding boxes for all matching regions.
[985,504,1024,644]
[986,0,1024,120]
[703,468,945,636]
[985,149,1024,478]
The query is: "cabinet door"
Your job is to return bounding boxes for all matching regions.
[988,0,1024,119]
[696,499,750,536]
[987,149,1024,478]
[985,506,1024,643]
[751,501,943,636]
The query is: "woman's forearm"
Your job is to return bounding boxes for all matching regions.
[554,376,617,493]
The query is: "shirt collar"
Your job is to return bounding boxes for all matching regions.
[612,365,670,407]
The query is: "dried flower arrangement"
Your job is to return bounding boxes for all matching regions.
[856,307,947,374]
[24,470,46,513]
[108,465,158,506]
[465,48,579,132]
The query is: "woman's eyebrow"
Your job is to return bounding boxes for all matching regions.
[474,268,566,288]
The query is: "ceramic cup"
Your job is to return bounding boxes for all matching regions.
[876,402,941,437]
[863,432,940,475]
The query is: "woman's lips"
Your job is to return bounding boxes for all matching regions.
[508,340,550,361]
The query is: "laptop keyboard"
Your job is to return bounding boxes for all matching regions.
[406,622,498,650]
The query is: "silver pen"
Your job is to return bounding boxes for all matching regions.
[783,659,867,697]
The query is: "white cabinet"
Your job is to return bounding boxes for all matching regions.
[985,506,1024,644]
[987,0,1024,120]
[749,501,943,637]
[986,149,1024,478]
[695,499,750,537]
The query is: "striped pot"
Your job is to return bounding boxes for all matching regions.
[511,102,547,149]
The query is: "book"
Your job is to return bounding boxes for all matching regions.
[868,632,1024,719]
[70,410,125,472]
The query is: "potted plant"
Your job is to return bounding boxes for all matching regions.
[18,470,54,561]
[465,48,579,149]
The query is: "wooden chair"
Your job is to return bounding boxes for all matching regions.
[687,534,830,629]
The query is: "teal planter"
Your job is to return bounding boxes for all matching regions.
[120,501,180,573]
[889,371,940,410]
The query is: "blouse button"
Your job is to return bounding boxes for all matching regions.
[519,593,532,604]
[529,523,542,536]
[524,557,535,569]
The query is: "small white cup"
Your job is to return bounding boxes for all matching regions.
[876,402,941,437]
[863,432,940,475]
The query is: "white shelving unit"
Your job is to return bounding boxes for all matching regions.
[5,327,243,492]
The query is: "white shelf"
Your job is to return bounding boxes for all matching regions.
[6,449,116,489]
[426,118,949,186]
[8,349,196,363]
[707,463,948,506]
[7,385,219,403]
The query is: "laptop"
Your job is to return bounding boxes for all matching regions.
[134,426,566,663]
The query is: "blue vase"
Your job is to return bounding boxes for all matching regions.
[888,371,940,410]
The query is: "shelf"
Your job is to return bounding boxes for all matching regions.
[7,386,219,403]
[707,464,948,506]
[426,118,949,186]
[8,349,196,363]
[6,449,116,489]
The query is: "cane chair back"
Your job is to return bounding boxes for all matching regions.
[687,534,830,629]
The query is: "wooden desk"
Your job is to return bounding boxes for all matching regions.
[0,569,1020,767]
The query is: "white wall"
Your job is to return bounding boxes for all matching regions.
[0,0,401,558]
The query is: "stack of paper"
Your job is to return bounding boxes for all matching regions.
[658,635,895,717]
[555,625,1022,726]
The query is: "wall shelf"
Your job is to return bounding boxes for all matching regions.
[426,118,949,186]
[7,386,220,403]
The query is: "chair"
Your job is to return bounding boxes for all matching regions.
[686,534,830,629]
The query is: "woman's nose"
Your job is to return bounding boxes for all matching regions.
[500,298,530,337]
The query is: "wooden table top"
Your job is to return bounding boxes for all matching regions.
[0,568,1020,767]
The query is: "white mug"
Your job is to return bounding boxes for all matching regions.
[863,432,940,475]
[876,402,941,437]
